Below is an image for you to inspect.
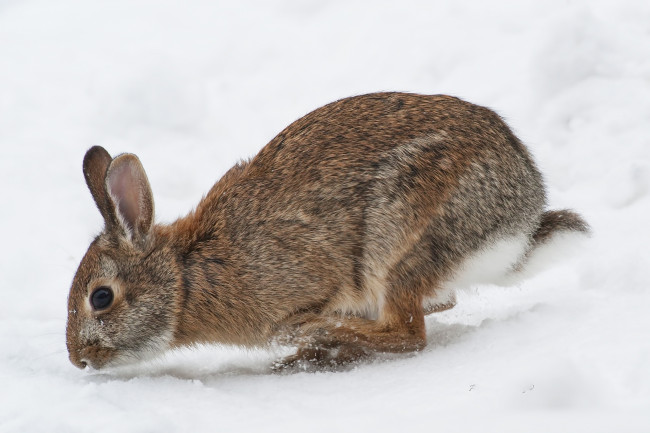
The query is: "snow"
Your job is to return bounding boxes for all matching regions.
[1,0,649,431]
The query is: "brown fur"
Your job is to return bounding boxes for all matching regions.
[66,92,588,370]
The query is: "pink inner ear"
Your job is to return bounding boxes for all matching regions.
[107,161,142,233]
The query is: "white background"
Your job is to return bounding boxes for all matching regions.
[1,1,649,432]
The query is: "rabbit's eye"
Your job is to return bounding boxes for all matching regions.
[91,287,114,310]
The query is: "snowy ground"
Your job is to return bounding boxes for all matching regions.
[1,0,649,431]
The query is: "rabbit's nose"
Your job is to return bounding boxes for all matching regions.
[68,349,87,369]
[70,356,88,369]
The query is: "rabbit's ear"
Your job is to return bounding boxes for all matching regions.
[105,153,154,245]
[83,146,118,230]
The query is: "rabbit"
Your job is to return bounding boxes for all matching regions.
[66,92,589,370]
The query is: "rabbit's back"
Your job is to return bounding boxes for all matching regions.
[194,93,545,330]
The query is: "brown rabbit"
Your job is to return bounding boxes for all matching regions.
[66,92,588,370]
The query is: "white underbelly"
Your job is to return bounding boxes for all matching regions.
[422,234,530,312]
[443,234,530,290]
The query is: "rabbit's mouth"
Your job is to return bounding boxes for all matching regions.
[71,344,118,370]
[72,345,148,370]
[70,331,174,370]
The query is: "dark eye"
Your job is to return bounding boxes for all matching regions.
[91,286,114,310]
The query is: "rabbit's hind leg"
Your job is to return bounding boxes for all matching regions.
[274,243,439,367]
[296,286,428,360]
[272,277,431,369]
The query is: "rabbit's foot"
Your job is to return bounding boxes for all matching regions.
[272,345,370,372]
[273,347,328,371]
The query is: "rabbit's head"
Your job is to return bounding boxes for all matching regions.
[66,146,179,369]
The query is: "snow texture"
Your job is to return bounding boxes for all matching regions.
[1,0,649,432]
